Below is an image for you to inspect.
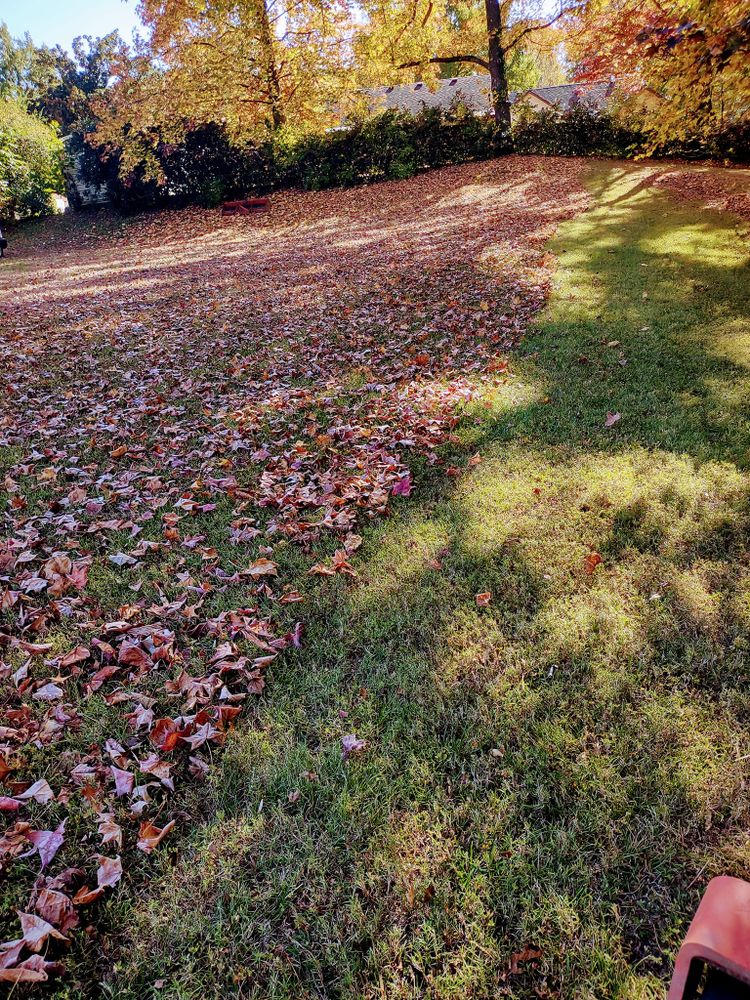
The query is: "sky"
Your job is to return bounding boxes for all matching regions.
[0,0,143,52]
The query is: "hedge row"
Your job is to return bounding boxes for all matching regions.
[512,105,750,162]
[82,104,749,213]
[94,108,510,212]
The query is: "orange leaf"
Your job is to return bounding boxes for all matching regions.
[136,819,175,853]
[584,552,603,574]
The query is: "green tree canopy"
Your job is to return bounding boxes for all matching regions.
[0,97,63,217]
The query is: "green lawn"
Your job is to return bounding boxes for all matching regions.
[93,164,750,998]
[2,160,749,1000]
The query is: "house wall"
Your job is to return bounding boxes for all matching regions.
[62,142,110,209]
[512,93,553,118]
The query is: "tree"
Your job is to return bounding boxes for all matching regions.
[0,25,66,218]
[93,0,356,177]
[0,97,63,217]
[569,0,750,143]
[356,0,580,128]
[0,23,61,104]
[34,32,127,133]
[506,31,567,89]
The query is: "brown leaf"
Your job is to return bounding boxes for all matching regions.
[33,682,64,702]
[391,475,412,496]
[150,717,180,751]
[97,812,123,848]
[341,733,366,759]
[15,778,54,804]
[34,889,78,934]
[71,884,104,906]
[308,563,336,576]
[18,911,68,951]
[59,646,90,668]
[118,642,154,672]
[584,551,603,574]
[137,819,175,853]
[95,854,122,889]
[0,954,63,983]
[245,558,278,578]
[509,947,542,974]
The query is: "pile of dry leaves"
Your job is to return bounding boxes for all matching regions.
[0,155,589,984]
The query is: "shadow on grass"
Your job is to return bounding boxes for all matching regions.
[106,165,750,1000]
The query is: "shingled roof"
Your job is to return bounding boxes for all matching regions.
[521,81,615,110]
[366,76,616,116]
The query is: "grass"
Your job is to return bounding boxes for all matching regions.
[4,160,750,999]
[77,163,749,999]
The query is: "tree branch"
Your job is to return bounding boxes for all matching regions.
[398,54,490,69]
[503,6,571,53]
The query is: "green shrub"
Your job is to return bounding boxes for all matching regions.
[512,104,645,158]
[512,104,750,163]
[92,107,509,213]
[0,98,64,218]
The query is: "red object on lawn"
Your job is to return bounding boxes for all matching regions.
[668,876,750,999]
[221,197,269,216]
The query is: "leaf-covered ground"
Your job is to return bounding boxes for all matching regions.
[1,156,750,998]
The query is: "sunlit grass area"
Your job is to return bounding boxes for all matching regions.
[76,163,750,1000]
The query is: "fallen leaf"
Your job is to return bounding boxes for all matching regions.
[96,854,123,889]
[245,558,278,578]
[18,911,68,951]
[584,552,603,574]
[509,947,542,974]
[59,646,90,668]
[308,563,336,576]
[33,683,64,702]
[97,812,123,848]
[0,954,62,983]
[15,778,54,804]
[34,889,78,934]
[341,733,366,759]
[391,475,413,497]
[26,821,66,869]
[111,766,134,798]
[136,819,175,853]
[109,552,137,567]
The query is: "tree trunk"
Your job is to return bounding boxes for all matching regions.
[253,0,285,130]
[484,0,511,129]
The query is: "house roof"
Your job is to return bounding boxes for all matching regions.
[518,80,615,111]
[366,75,492,115]
[366,76,617,116]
